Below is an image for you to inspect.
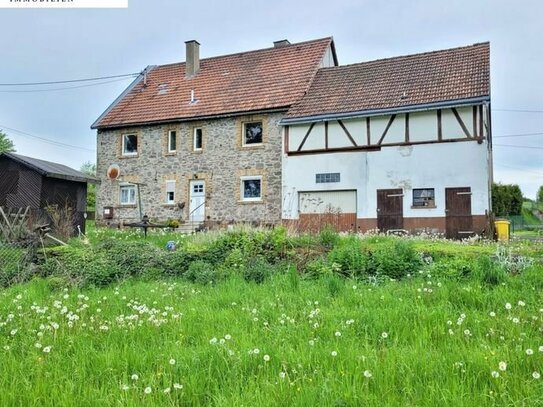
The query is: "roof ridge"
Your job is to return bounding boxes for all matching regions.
[152,37,333,69]
[318,41,489,71]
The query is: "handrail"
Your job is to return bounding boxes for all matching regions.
[188,200,205,233]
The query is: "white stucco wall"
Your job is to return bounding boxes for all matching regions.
[282,140,490,219]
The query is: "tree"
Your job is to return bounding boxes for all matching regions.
[80,161,96,212]
[492,183,523,216]
[0,130,15,153]
[537,186,543,205]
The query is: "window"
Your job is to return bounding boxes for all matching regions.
[168,130,177,153]
[165,180,175,204]
[119,184,136,205]
[193,128,203,151]
[316,173,340,183]
[413,188,435,207]
[241,176,262,201]
[122,134,138,156]
[243,122,263,145]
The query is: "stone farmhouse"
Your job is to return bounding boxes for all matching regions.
[92,38,491,237]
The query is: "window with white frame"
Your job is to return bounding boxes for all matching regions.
[168,130,177,153]
[119,184,136,205]
[165,180,176,204]
[243,122,263,146]
[413,188,435,207]
[122,134,138,156]
[193,128,203,151]
[240,176,262,201]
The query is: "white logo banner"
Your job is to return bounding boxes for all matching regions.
[0,0,128,8]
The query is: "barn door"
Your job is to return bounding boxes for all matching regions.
[445,187,473,239]
[377,189,404,232]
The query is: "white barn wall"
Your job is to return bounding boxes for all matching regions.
[282,141,489,220]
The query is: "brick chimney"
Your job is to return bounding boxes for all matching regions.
[185,40,200,78]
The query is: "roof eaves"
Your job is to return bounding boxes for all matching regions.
[281,96,491,125]
[95,106,291,130]
[91,66,156,130]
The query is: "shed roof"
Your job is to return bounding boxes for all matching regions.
[1,152,97,184]
[92,37,335,129]
[284,42,490,122]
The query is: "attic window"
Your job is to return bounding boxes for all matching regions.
[243,122,263,146]
[157,84,168,95]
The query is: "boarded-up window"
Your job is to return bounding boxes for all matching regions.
[413,188,435,207]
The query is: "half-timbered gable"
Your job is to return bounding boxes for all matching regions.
[281,42,491,238]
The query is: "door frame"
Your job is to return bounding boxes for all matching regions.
[189,179,206,222]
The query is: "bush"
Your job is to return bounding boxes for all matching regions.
[327,238,369,277]
[185,260,218,284]
[319,225,339,249]
[243,256,275,284]
[369,239,422,279]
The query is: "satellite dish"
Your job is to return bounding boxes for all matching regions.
[107,164,120,180]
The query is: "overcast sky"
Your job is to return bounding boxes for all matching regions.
[0,0,542,198]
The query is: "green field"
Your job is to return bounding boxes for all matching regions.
[0,227,542,406]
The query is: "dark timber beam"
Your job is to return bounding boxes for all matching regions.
[337,120,358,146]
[377,114,396,145]
[297,122,315,151]
[452,107,472,139]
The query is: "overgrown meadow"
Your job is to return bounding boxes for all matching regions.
[1,226,543,406]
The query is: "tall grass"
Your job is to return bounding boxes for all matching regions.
[1,268,543,406]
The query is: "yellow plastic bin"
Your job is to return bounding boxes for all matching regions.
[494,219,510,241]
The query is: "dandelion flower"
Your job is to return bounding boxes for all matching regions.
[512,317,520,324]
[173,383,183,390]
[169,358,176,365]
[253,348,260,354]
[43,346,52,353]
[224,334,231,340]
[381,332,388,339]
[499,361,507,371]
[491,371,500,378]
[331,351,338,357]
[489,311,496,317]
[144,387,152,394]
[463,329,471,336]
[533,371,541,379]
[131,374,139,381]
[526,348,534,355]
[505,303,512,310]
[308,340,315,346]
[363,370,372,378]
[10,329,17,336]
[263,354,270,362]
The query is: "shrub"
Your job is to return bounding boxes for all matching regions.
[185,260,218,285]
[327,237,369,277]
[319,225,339,249]
[243,256,275,284]
[369,239,422,279]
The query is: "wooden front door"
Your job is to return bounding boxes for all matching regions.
[377,189,404,232]
[445,187,473,239]
[189,180,205,222]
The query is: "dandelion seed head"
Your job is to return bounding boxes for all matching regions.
[533,371,541,379]
[491,371,500,378]
[381,332,388,339]
[526,348,534,355]
[144,387,152,394]
[363,370,372,378]
[335,331,341,337]
[169,358,176,365]
[173,383,183,390]
[131,374,139,381]
[263,354,270,362]
[499,361,507,371]
[331,351,338,357]
[505,303,512,310]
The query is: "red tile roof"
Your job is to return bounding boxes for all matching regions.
[285,42,490,120]
[93,38,334,129]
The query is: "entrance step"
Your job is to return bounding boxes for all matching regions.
[177,221,205,234]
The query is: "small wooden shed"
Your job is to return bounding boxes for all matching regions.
[0,152,96,234]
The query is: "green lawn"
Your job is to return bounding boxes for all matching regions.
[1,226,542,405]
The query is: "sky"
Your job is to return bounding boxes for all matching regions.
[0,0,542,198]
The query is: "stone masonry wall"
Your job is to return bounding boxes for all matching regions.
[96,112,284,226]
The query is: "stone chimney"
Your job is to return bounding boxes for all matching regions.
[273,39,290,48]
[185,40,200,78]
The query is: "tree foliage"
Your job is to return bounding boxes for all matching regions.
[80,161,96,211]
[537,186,543,205]
[492,183,523,216]
[0,130,15,153]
